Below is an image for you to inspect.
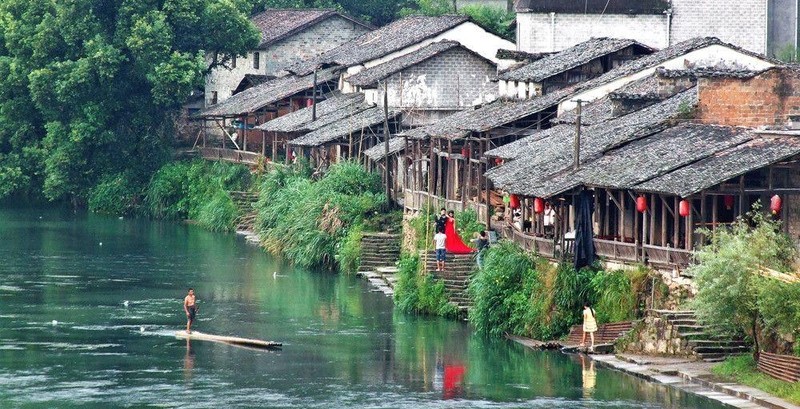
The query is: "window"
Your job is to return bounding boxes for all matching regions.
[231,55,237,69]
[253,52,260,70]
[211,91,218,105]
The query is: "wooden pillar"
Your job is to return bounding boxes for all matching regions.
[660,195,667,247]
[700,192,707,244]
[738,175,746,216]
[603,190,610,236]
[712,194,718,233]
[619,191,625,241]
[436,139,443,197]
[686,196,694,250]
[673,197,680,249]
[649,193,656,246]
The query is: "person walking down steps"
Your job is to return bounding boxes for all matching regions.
[434,227,447,272]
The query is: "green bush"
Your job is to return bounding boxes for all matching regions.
[691,205,799,354]
[88,173,142,215]
[144,160,250,232]
[254,161,386,269]
[336,225,363,275]
[394,253,458,318]
[591,268,648,323]
[713,355,800,404]
[469,241,541,337]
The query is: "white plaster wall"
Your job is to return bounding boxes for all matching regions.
[517,13,668,53]
[670,0,767,55]
[558,44,776,114]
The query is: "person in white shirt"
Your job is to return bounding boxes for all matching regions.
[433,227,447,271]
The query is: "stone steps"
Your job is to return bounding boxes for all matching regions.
[659,310,751,362]
[357,233,400,275]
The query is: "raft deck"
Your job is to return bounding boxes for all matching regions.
[175,331,282,349]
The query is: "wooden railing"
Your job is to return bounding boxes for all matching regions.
[197,147,263,165]
[643,244,694,267]
[594,238,639,262]
[403,189,487,221]
[757,351,800,382]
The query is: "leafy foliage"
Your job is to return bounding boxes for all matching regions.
[0,0,259,204]
[691,205,799,355]
[713,355,800,405]
[400,0,515,40]
[394,253,458,317]
[88,172,142,215]
[254,161,386,269]
[469,241,651,339]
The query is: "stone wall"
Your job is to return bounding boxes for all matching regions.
[696,68,800,128]
[516,13,668,53]
[205,15,370,107]
[374,47,498,109]
[622,310,693,356]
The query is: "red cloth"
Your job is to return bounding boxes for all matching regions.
[445,218,474,254]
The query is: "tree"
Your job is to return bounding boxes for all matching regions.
[691,205,797,359]
[0,0,260,204]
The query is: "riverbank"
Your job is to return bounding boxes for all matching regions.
[509,334,799,409]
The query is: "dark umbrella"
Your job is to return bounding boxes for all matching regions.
[573,189,596,270]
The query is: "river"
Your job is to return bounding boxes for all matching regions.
[0,208,728,408]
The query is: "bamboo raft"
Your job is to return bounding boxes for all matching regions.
[175,330,282,349]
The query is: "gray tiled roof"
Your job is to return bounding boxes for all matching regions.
[285,15,471,76]
[364,137,406,160]
[346,41,488,87]
[409,86,574,140]
[485,88,697,192]
[198,68,339,118]
[531,124,752,198]
[635,136,800,197]
[256,92,365,132]
[515,0,670,14]
[288,107,400,147]
[250,9,371,49]
[497,38,650,82]
[569,37,773,97]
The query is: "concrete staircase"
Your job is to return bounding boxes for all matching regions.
[661,310,751,362]
[229,191,259,231]
[358,233,401,272]
[422,251,477,314]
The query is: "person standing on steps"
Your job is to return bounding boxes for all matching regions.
[581,303,597,350]
[435,208,447,235]
[434,226,447,272]
[184,288,198,334]
[472,230,489,267]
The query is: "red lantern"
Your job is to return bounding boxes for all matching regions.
[636,196,647,213]
[679,199,690,217]
[770,194,782,215]
[461,147,469,157]
[306,98,313,107]
[723,195,734,210]
[534,197,544,214]
[510,194,520,209]
[494,158,503,165]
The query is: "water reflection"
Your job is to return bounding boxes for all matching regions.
[0,208,732,408]
[580,354,596,398]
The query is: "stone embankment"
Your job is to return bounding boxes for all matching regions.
[624,310,751,362]
[356,233,401,296]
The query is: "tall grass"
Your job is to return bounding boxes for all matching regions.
[144,160,250,231]
[394,254,458,318]
[254,161,386,269]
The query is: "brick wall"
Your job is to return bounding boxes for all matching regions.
[205,16,370,107]
[670,0,767,55]
[383,47,497,110]
[517,13,667,53]
[697,68,800,128]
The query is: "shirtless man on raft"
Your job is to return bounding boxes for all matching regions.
[184,288,197,334]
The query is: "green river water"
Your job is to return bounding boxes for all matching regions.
[0,208,729,408]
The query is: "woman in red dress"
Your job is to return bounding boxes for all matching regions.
[444,211,474,254]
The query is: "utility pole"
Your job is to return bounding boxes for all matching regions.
[383,81,391,206]
[312,67,318,121]
[574,99,582,171]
